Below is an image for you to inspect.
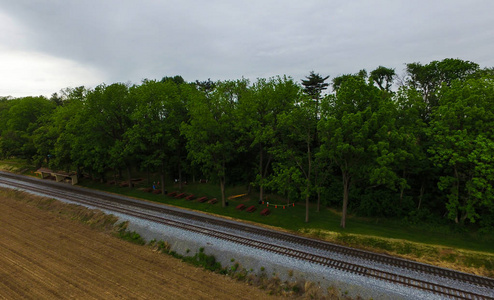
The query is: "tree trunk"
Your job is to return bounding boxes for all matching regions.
[161,173,165,195]
[220,177,226,207]
[317,189,321,213]
[417,180,425,210]
[259,143,264,203]
[460,211,468,225]
[453,166,461,224]
[305,136,312,223]
[127,165,133,188]
[178,157,183,190]
[305,183,310,223]
[160,160,166,195]
[314,157,320,213]
[400,169,406,203]
[341,171,350,228]
[76,166,82,180]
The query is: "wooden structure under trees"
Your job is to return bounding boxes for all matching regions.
[35,168,78,185]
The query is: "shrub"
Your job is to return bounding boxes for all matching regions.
[114,222,146,245]
[357,189,413,218]
[182,248,223,272]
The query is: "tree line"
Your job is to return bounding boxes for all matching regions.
[1,58,494,229]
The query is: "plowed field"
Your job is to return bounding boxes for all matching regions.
[0,194,282,299]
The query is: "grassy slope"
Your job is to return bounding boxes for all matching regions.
[1,160,493,277]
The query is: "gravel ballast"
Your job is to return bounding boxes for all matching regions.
[1,177,492,299]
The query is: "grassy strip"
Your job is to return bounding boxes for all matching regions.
[0,188,119,231]
[83,179,494,251]
[0,159,36,174]
[303,229,494,278]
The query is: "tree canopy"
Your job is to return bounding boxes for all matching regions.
[2,58,494,230]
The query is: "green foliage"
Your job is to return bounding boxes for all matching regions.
[403,208,440,225]
[357,189,413,217]
[268,91,318,222]
[125,79,192,192]
[428,77,494,224]
[319,75,405,227]
[405,58,480,118]
[2,57,494,230]
[115,222,146,245]
[369,66,395,92]
[182,79,249,206]
[237,76,299,202]
[182,247,222,272]
[0,96,56,159]
[301,71,329,100]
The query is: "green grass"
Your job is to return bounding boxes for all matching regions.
[79,178,494,254]
[0,158,37,173]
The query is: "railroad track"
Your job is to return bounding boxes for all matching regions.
[1,171,493,299]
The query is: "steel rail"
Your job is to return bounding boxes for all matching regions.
[3,171,492,289]
[1,172,493,299]
[2,178,488,299]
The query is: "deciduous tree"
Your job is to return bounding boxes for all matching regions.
[369,66,395,92]
[182,80,247,206]
[237,76,299,203]
[428,77,494,224]
[319,76,400,228]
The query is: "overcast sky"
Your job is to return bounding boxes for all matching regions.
[1,0,493,97]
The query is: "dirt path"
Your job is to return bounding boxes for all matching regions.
[0,195,283,300]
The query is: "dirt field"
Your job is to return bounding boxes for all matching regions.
[0,193,284,300]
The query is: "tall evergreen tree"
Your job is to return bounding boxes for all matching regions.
[301,71,329,118]
[301,71,330,99]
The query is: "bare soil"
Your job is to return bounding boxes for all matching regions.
[0,193,284,300]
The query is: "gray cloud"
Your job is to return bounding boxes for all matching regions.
[1,0,494,97]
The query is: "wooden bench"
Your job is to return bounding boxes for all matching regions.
[152,189,162,194]
[196,196,208,203]
[208,198,218,204]
[236,204,246,211]
[185,194,195,200]
[168,191,178,197]
[174,192,187,198]
[260,208,270,216]
[246,206,257,213]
